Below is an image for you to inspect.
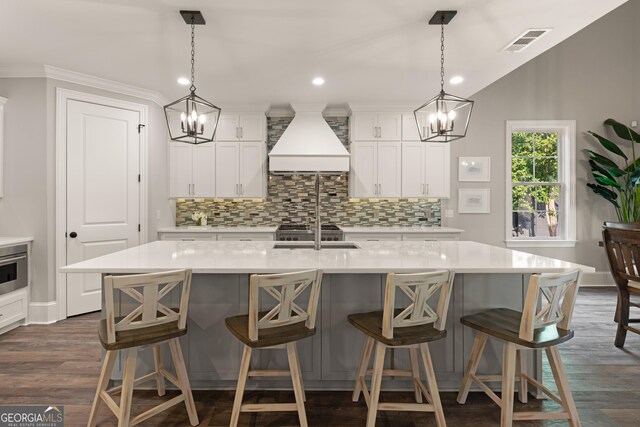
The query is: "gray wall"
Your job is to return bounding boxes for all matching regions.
[444,1,638,271]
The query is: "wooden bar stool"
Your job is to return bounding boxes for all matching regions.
[457,270,581,427]
[602,223,640,347]
[348,270,455,427]
[225,269,323,427]
[87,269,199,427]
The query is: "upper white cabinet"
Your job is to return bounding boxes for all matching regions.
[216,141,266,198]
[401,112,428,142]
[351,113,401,142]
[350,141,401,198]
[401,142,450,198]
[169,142,216,198]
[216,112,265,141]
[0,97,6,198]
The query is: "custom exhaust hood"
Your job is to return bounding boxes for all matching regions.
[268,104,350,173]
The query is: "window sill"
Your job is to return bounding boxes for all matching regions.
[505,239,577,248]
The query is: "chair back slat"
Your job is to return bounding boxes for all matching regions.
[519,270,580,342]
[248,269,323,341]
[603,224,640,290]
[381,270,454,339]
[103,270,192,344]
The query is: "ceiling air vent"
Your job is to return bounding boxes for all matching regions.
[504,28,551,52]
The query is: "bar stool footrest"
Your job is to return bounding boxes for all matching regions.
[240,403,298,412]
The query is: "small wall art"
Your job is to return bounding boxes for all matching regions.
[459,157,490,182]
[458,189,490,214]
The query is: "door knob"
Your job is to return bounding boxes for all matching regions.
[69,232,78,238]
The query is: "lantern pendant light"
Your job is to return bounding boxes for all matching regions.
[414,11,473,143]
[164,11,221,144]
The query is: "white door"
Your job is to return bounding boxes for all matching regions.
[239,142,264,197]
[377,113,402,141]
[215,142,240,197]
[402,142,426,197]
[216,113,240,141]
[238,113,263,141]
[191,143,216,197]
[376,142,402,197]
[425,143,450,198]
[66,100,140,316]
[169,142,192,198]
[352,113,378,141]
[350,142,377,197]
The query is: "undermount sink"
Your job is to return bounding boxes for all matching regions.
[273,242,360,250]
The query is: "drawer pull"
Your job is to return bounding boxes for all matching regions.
[0,255,26,267]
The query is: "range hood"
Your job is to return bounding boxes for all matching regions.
[269,104,350,173]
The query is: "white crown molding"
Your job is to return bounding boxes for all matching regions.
[267,105,294,117]
[323,104,351,117]
[0,96,7,105]
[0,64,47,78]
[28,301,59,324]
[267,104,351,117]
[348,102,419,113]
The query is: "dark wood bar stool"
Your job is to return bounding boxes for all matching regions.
[87,269,198,427]
[457,270,581,426]
[348,270,455,427]
[603,222,640,347]
[225,269,323,427]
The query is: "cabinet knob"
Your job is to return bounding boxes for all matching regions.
[69,232,78,238]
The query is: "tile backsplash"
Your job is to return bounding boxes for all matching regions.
[175,116,441,227]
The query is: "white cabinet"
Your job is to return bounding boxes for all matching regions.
[158,232,217,241]
[158,231,274,241]
[401,142,450,198]
[216,112,264,141]
[0,288,28,334]
[216,233,274,241]
[0,97,6,198]
[350,142,401,198]
[344,233,402,242]
[215,142,266,198]
[401,112,428,141]
[351,113,401,141]
[169,142,215,198]
[402,233,460,241]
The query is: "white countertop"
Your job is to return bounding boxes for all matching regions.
[341,226,463,234]
[158,226,276,233]
[61,240,593,275]
[0,237,33,248]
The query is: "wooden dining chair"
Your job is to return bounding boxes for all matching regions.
[603,222,640,347]
[348,270,455,427]
[87,269,198,427]
[457,269,581,427]
[225,269,323,427]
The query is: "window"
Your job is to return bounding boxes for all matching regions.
[506,121,576,247]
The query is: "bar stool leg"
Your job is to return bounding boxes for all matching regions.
[420,343,446,427]
[516,349,527,403]
[87,350,117,427]
[457,332,488,404]
[291,342,306,402]
[118,347,138,427]
[546,346,580,427]
[366,342,386,427]
[409,347,422,403]
[287,342,308,427]
[168,338,199,426]
[152,344,166,397]
[500,342,517,427]
[230,346,252,427]
[352,336,374,402]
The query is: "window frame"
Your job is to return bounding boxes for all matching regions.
[505,120,576,248]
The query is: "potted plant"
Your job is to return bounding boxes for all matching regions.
[585,119,640,222]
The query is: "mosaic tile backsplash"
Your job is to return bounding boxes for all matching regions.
[175,116,441,227]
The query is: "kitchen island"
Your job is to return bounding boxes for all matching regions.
[61,240,593,392]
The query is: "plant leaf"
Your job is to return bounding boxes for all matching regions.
[588,160,617,180]
[588,131,627,159]
[583,149,626,176]
[587,183,620,208]
[593,174,621,188]
[604,118,640,142]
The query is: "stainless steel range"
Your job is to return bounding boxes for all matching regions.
[276,224,344,242]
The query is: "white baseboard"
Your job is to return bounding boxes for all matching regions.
[581,271,615,287]
[28,301,59,324]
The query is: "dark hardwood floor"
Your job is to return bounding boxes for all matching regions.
[0,287,638,426]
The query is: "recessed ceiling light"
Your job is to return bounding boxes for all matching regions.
[312,77,325,86]
[177,77,190,85]
[450,76,464,85]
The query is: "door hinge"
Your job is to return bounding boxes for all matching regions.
[137,124,146,133]
[138,224,141,232]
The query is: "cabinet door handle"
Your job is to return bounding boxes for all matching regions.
[378,183,382,194]
[236,127,239,139]
[422,183,425,194]
[240,183,243,195]
[240,127,243,139]
[192,184,195,195]
[425,184,429,195]
[236,183,239,195]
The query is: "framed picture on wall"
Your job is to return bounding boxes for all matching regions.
[458,189,490,214]
[459,157,490,182]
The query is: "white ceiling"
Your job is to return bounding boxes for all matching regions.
[0,0,628,106]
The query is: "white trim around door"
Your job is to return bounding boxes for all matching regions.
[55,88,149,321]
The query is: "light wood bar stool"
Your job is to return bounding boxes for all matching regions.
[87,269,198,427]
[348,270,455,427]
[457,270,581,427]
[225,269,323,427]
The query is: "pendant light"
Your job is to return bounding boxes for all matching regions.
[414,11,473,143]
[164,11,221,144]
